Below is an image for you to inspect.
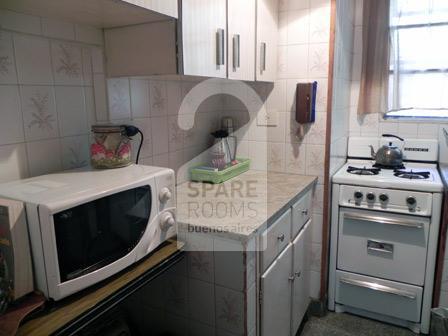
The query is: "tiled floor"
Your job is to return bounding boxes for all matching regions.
[300,313,416,336]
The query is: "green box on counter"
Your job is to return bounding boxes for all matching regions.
[190,158,251,184]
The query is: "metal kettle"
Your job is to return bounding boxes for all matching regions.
[369,134,404,168]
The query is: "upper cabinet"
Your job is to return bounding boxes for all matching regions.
[256,0,279,82]
[103,0,278,82]
[181,0,227,78]
[228,0,256,81]
[0,0,178,28]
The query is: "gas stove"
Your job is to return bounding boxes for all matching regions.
[328,137,443,334]
[333,159,443,192]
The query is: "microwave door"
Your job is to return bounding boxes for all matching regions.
[54,185,152,283]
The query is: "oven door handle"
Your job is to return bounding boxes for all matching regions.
[344,212,424,229]
[339,277,417,300]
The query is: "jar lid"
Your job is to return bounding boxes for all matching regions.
[91,124,125,134]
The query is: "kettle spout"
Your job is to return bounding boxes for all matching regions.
[369,145,376,159]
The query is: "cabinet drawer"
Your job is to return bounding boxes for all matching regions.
[292,191,312,238]
[261,209,292,271]
[337,208,430,286]
[335,270,422,323]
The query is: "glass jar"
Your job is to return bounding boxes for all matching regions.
[90,125,132,169]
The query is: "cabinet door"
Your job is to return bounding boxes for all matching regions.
[181,0,227,78]
[228,0,256,81]
[291,220,312,335]
[261,243,292,336]
[256,0,278,82]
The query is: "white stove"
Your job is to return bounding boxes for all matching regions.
[333,160,443,193]
[328,137,443,335]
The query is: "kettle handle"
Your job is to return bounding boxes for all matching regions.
[382,134,404,141]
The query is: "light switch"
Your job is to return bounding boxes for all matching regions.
[257,110,278,126]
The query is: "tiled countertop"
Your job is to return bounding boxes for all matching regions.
[176,170,317,241]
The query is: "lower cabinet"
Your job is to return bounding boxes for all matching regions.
[291,221,312,334]
[260,220,312,336]
[261,243,293,336]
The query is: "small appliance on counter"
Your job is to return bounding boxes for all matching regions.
[0,165,176,301]
[190,117,250,184]
[90,125,143,169]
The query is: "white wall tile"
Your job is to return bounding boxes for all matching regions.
[130,79,150,118]
[55,86,87,136]
[41,18,75,40]
[0,10,41,35]
[51,41,83,85]
[151,116,169,155]
[81,47,93,85]
[285,142,306,174]
[149,80,168,117]
[215,285,244,334]
[61,135,89,170]
[287,9,310,45]
[268,142,285,172]
[26,138,62,176]
[0,31,18,84]
[188,278,215,325]
[14,34,53,85]
[0,85,24,145]
[108,78,131,120]
[309,5,331,43]
[308,43,329,78]
[20,85,58,141]
[286,44,309,78]
[91,46,104,74]
[93,73,108,121]
[0,143,28,182]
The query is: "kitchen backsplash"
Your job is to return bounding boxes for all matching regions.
[0,9,107,182]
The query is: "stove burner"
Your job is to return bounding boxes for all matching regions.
[347,166,381,176]
[373,163,406,170]
[393,169,431,180]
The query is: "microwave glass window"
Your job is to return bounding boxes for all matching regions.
[54,186,152,282]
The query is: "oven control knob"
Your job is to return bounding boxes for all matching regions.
[406,196,417,207]
[159,187,172,203]
[366,193,375,202]
[379,194,389,202]
[354,191,363,201]
[160,212,175,231]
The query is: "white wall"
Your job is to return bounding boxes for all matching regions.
[0,9,107,182]
[329,0,355,177]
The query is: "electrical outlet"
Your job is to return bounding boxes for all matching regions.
[257,110,278,126]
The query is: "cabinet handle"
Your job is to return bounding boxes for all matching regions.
[295,271,302,278]
[216,28,225,66]
[277,234,285,242]
[288,275,295,281]
[260,42,267,74]
[302,209,309,216]
[340,277,416,300]
[367,239,394,255]
[233,34,240,71]
[344,212,424,229]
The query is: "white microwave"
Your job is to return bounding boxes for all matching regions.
[0,165,176,301]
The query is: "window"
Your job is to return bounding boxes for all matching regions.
[386,0,448,118]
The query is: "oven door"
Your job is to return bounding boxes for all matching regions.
[39,180,158,300]
[337,207,430,286]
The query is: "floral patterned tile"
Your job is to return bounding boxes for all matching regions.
[51,41,83,85]
[108,77,131,120]
[150,80,167,117]
[285,142,306,174]
[20,85,58,141]
[268,142,285,172]
[60,135,89,170]
[308,43,329,78]
[215,285,244,334]
[306,144,325,177]
[0,30,17,84]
